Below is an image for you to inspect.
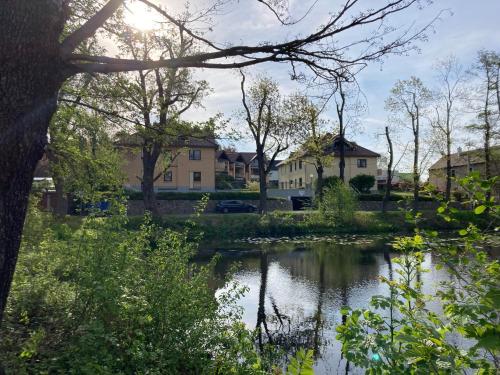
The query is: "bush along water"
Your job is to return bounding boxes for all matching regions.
[336,174,500,374]
[0,197,314,374]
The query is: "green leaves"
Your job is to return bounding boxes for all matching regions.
[337,175,500,373]
[474,205,487,215]
[286,349,314,375]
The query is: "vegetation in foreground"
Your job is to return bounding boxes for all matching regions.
[337,174,500,373]
[0,200,314,374]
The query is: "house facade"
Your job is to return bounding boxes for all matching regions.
[216,151,262,182]
[278,136,379,190]
[119,136,218,192]
[428,146,500,194]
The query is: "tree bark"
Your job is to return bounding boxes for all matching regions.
[383,126,394,214]
[445,128,452,202]
[0,1,68,324]
[257,151,268,214]
[316,164,325,200]
[141,145,161,218]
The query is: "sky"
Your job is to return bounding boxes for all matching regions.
[125,0,500,172]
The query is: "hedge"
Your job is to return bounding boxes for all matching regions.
[126,190,274,201]
[357,193,436,202]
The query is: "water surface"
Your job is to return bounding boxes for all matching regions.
[197,234,483,374]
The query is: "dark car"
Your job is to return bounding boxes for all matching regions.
[215,200,257,213]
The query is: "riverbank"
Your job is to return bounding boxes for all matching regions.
[125,210,480,240]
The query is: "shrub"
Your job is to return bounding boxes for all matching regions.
[322,176,342,188]
[317,183,358,226]
[349,174,375,193]
[0,205,273,374]
[246,180,260,191]
[215,173,236,190]
[337,174,500,373]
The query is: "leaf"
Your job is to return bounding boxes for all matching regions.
[474,205,486,215]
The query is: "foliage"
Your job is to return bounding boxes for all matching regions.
[246,181,261,192]
[1,201,282,374]
[336,174,500,373]
[322,176,342,188]
[349,174,375,193]
[49,100,125,204]
[216,173,238,190]
[317,183,358,226]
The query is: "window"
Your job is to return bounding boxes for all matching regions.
[451,169,456,177]
[357,159,367,168]
[294,178,297,187]
[189,149,201,160]
[299,160,302,169]
[299,178,303,187]
[281,182,284,189]
[469,167,473,172]
[164,171,173,182]
[294,161,297,171]
[193,171,201,182]
[289,164,292,172]
[289,180,293,188]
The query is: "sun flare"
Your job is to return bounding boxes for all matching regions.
[124,2,160,31]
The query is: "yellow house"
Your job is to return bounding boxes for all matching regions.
[278,136,380,190]
[118,136,218,192]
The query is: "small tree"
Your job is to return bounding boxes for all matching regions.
[240,73,297,214]
[386,77,432,209]
[287,95,334,200]
[430,56,466,201]
[349,174,375,193]
[318,183,358,226]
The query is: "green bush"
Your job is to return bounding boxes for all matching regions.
[337,174,500,372]
[0,204,274,374]
[358,193,435,202]
[349,174,375,193]
[215,173,236,190]
[317,183,358,226]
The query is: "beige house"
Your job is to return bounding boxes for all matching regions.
[428,146,500,194]
[278,136,380,190]
[216,150,261,182]
[119,136,218,192]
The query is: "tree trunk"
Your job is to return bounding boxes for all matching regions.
[53,177,69,216]
[445,131,452,202]
[142,146,161,218]
[0,1,68,325]
[257,152,268,214]
[316,165,324,200]
[339,132,346,183]
[383,126,393,214]
[412,116,420,211]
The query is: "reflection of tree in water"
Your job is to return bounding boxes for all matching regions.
[254,249,329,364]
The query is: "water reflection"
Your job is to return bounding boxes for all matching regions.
[200,235,449,374]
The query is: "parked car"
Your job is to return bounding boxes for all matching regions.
[215,200,257,213]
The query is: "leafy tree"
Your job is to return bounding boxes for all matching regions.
[99,27,209,217]
[0,0,439,326]
[48,99,124,215]
[240,73,298,213]
[317,183,358,226]
[349,174,375,193]
[287,95,334,199]
[386,77,432,209]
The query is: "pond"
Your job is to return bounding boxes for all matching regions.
[196,234,464,374]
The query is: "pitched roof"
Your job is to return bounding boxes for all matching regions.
[278,134,379,165]
[429,146,500,170]
[115,133,218,148]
